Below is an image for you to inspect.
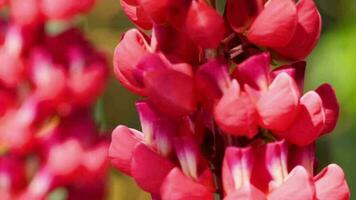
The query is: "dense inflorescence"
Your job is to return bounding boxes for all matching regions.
[0,1,110,199]
[110,0,350,199]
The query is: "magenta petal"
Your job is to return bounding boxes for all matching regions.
[108,125,143,175]
[119,0,153,29]
[268,166,316,200]
[315,84,339,135]
[314,164,350,200]
[257,73,300,131]
[113,29,151,95]
[273,0,322,60]
[144,68,196,117]
[271,61,306,93]
[160,168,214,200]
[131,143,175,194]
[280,91,325,146]
[215,80,259,138]
[233,52,271,91]
[248,0,298,48]
[184,0,226,48]
[226,0,264,33]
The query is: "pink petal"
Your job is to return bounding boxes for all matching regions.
[113,29,151,95]
[314,164,350,200]
[315,84,339,135]
[268,166,316,200]
[119,0,153,29]
[196,58,231,110]
[226,0,264,32]
[233,52,270,91]
[41,0,95,19]
[160,167,214,200]
[131,143,175,194]
[108,125,143,175]
[288,143,315,174]
[222,146,254,194]
[45,139,83,177]
[248,0,298,48]
[214,80,259,138]
[257,73,300,131]
[184,0,226,48]
[271,61,306,93]
[10,0,43,26]
[279,91,325,146]
[82,142,110,178]
[136,100,174,146]
[68,56,108,107]
[224,186,266,200]
[273,0,322,60]
[265,140,289,185]
[174,135,200,179]
[144,68,196,117]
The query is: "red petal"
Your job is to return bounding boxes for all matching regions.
[138,0,168,24]
[248,0,298,48]
[131,143,175,194]
[113,29,151,95]
[226,0,264,32]
[152,25,200,65]
[233,52,270,91]
[109,125,143,175]
[315,84,339,135]
[214,80,259,138]
[280,91,325,146]
[120,0,153,29]
[268,166,316,200]
[257,73,300,131]
[273,0,322,60]
[144,68,196,117]
[160,168,214,200]
[184,0,226,48]
[314,164,350,200]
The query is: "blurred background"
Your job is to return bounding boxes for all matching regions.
[80,0,356,199]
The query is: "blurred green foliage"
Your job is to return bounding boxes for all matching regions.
[82,0,356,199]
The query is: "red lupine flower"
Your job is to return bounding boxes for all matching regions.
[110,0,349,199]
[120,0,226,48]
[114,30,196,117]
[226,0,321,60]
[206,53,339,146]
[222,140,350,200]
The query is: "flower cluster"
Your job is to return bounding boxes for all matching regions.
[110,0,350,199]
[0,1,109,199]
